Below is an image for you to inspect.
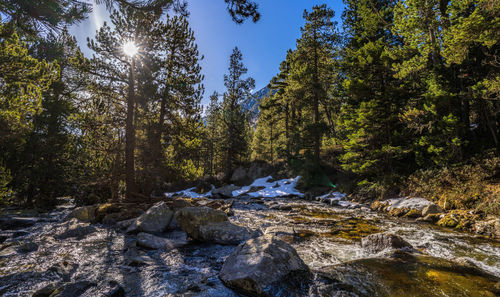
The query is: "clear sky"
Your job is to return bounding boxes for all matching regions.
[69,0,345,106]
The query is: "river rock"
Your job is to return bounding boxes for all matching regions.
[198,221,252,245]
[418,213,442,222]
[65,205,98,223]
[422,203,443,217]
[386,197,433,211]
[136,232,188,250]
[219,234,312,297]
[212,185,240,198]
[32,282,59,297]
[126,201,173,233]
[102,208,143,225]
[175,207,228,240]
[473,218,500,239]
[361,233,413,254]
[0,217,38,230]
[55,222,97,240]
[50,280,96,297]
[18,241,38,253]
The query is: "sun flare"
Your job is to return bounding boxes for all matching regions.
[123,41,138,57]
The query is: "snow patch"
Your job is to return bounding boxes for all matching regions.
[233,176,304,198]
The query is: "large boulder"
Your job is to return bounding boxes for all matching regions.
[361,233,413,254]
[175,207,228,240]
[136,232,187,250]
[198,221,253,245]
[230,167,248,185]
[247,162,273,180]
[126,201,173,233]
[212,185,240,198]
[422,203,443,217]
[219,235,312,297]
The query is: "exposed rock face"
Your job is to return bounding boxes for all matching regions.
[422,204,443,217]
[361,233,413,254]
[219,235,312,297]
[212,185,240,198]
[126,201,173,233]
[198,221,253,245]
[136,232,188,250]
[175,207,228,241]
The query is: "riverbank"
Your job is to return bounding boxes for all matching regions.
[0,188,499,296]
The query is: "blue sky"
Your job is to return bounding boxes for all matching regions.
[70,0,344,105]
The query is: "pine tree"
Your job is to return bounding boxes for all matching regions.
[289,4,338,165]
[337,0,411,196]
[139,14,204,191]
[86,6,162,200]
[221,47,254,180]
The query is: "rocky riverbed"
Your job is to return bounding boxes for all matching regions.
[0,192,499,296]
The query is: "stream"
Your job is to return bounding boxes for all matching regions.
[0,195,499,296]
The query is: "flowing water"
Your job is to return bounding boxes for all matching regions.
[0,196,498,296]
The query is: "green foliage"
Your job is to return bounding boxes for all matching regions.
[0,165,12,204]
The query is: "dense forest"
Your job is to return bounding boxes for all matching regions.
[0,0,498,216]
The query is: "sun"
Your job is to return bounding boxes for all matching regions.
[123,41,138,57]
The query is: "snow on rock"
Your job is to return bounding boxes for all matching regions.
[315,191,358,208]
[385,197,433,211]
[232,176,304,198]
[165,186,213,199]
[165,177,304,199]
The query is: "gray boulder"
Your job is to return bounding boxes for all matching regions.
[126,201,173,233]
[198,221,253,245]
[361,233,413,254]
[422,203,443,217]
[175,207,228,240]
[136,232,187,250]
[212,184,240,198]
[219,234,312,297]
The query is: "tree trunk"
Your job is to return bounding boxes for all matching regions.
[312,31,321,165]
[125,58,136,201]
